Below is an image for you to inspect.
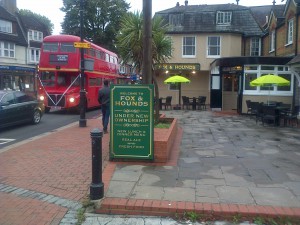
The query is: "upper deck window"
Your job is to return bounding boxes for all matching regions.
[61,43,76,52]
[0,19,12,33]
[216,11,232,25]
[43,43,59,52]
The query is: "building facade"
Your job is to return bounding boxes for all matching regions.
[154,0,299,114]
[0,0,50,95]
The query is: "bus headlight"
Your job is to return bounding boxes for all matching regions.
[39,95,45,101]
[69,97,75,103]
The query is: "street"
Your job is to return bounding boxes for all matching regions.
[0,108,101,150]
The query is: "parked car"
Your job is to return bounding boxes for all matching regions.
[0,90,45,129]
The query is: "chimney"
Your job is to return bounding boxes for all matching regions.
[176,2,180,7]
[185,0,188,6]
[0,0,17,14]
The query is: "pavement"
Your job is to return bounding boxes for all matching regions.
[0,110,300,225]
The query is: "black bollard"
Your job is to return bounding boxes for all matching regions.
[90,128,104,200]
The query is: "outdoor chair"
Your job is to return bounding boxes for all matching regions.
[197,96,206,110]
[246,100,252,115]
[249,101,260,118]
[262,105,279,126]
[161,96,172,110]
[255,102,264,124]
[284,105,299,127]
[182,96,191,110]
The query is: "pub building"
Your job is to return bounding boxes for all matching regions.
[154,1,299,115]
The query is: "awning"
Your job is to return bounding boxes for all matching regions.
[287,55,300,65]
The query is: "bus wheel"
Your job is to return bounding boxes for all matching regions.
[45,107,50,113]
[32,110,42,124]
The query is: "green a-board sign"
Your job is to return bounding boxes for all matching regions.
[110,84,154,160]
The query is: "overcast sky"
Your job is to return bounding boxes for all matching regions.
[17,0,279,35]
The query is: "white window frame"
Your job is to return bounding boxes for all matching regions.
[119,65,126,74]
[270,31,275,52]
[29,48,40,63]
[207,36,221,58]
[28,29,43,42]
[243,65,292,96]
[250,37,261,56]
[182,36,196,58]
[0,41,15,58]
[216,11,232,25]
[0,19,12,33]
[286,19,293,45]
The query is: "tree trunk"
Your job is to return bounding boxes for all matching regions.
[152,71,160,124]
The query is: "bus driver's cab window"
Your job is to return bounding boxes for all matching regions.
[57,75,66,85]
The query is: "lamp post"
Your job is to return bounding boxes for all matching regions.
[142,0,152,84]
[79,0,87,127]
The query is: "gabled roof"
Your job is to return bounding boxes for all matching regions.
[249,5,273,28]
[154,4,263,37]
[0,6,27,46]
[18,13,49,34]
[0,5,17,21]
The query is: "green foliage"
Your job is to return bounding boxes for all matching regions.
[116,12,173,73]
[154,122,170,129]
[61,0,129,52]
[18,9,53,33]
[232,214,242,224]
[76,208,85,225]
[184,211,200,222]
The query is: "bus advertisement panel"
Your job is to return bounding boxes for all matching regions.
[37,35,119,113]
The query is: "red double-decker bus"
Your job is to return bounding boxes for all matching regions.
[37,35,119,113]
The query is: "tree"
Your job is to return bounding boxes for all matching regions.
[18,9,53,34]
[116,12,173,123]
[60,0,129,52]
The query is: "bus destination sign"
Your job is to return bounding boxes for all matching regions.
[110,84,154,160]
[74,42,91,49]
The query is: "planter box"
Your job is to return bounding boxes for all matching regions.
[154,118,178,163]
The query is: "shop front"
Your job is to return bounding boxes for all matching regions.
[0,65,37,96]
[210,57,293,114]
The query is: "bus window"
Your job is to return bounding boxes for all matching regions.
[89,78,97,86]
[71,76,80,86]
[61,43,76,52]
[43,43,59,52]
[105,53,109,62]
[40,71,55,86]
[90,49,96,57]
[57,76,66,86]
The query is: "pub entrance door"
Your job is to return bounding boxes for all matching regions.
[222,73,238,111]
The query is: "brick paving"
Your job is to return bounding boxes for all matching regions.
[0,111,300,225]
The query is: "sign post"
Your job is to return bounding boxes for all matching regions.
[110,84,154,160]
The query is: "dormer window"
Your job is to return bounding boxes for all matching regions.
[216,11,232,25]
[28,29,43,42]
[0,19,12,33]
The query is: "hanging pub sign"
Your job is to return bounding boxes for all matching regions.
[110,84,154,160]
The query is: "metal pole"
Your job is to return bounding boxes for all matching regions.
[79,0,87,127]
[142,0,152,84]
[90,128,104,200]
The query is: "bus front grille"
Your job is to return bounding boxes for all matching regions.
[48,94,66,107]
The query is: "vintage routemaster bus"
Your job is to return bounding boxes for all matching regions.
[37,35,119,113]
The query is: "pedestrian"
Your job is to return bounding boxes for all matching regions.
[98,80,110,133]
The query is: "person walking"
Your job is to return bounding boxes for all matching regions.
[98,80,110,133]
